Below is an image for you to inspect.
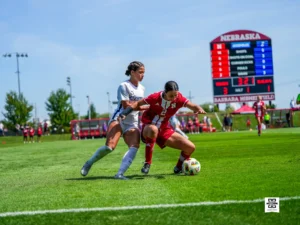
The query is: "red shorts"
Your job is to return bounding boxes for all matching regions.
[141,124,175,149]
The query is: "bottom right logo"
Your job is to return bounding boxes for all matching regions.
[265,197,280,213]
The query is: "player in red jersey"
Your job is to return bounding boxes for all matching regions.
[119,81,206,175]
[29,126,35,143]
[37,124,43,142]
[23,126,29,143]
[252,96,266,136]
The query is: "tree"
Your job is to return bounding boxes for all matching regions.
[45,89,76,128]
[225,103,235,113]
[200,102,219,112]
[2,91,33,129]
[266,103,276,109]
[85,103,98,119]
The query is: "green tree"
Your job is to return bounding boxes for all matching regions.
[45,89,76,128]
[200,102,219,112]
[85,103,98,119]
[2,91,33,129]
[266,103,276,109]
[225,104,235,113]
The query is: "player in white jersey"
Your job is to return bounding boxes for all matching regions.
[81,61,145,179]
[169,115,188,139]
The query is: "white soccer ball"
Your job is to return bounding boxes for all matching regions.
[182,158,201,175]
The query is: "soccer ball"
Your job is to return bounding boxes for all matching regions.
[182,158,201,175]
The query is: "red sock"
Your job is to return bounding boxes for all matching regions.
[145,137,156,164]
[176,152,191,169]
[258,124,261,133]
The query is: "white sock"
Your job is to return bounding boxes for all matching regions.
[116,147,138,175]
[175,128,188,139]
[87,145,112,165]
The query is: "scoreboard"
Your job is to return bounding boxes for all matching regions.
[210,30,275,103]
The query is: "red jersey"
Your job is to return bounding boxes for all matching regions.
[37,127,43,135]
[253,101,265,117]
[29,128,35,136]
[23,128,28,136]
[142,91,189,129]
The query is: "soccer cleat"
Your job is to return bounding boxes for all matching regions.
[114,174,129,180]
[173,166,182,174]
[141,162,151,174]
[80,161,92,176]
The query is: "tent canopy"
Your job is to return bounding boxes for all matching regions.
[232,104,255,114]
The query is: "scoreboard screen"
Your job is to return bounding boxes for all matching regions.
[210,30,275,103]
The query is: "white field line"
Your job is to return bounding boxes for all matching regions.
[1,196,299,217]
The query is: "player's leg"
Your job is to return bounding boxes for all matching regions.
[115,127,140,179]
[174,125,188,139]
[81,121,122,176]
[163,132,195,173]
[141,124,159,174]
[256,116,262,136]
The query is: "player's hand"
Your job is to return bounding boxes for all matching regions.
[194,107,206,114]
[117,114,126,122]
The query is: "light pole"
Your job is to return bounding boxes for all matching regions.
[3,53,28,97]
[86,95,91,120]
[66,77,73,108]
[107,92,111,116]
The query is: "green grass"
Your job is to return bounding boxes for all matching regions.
[0,129,299,225]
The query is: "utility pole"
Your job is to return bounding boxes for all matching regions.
[3,53,28,97]
[66,77,73,108]
[188,90,194,102]
[86,95,91,120]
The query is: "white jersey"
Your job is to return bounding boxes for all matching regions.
[110,80,145,127]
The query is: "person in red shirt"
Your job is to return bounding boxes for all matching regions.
[23,126,29,143]
[29,126,35,143]
[120,81,206,175]
[246,116,251,130]
[37,124,43,142]
[252,96,266,136]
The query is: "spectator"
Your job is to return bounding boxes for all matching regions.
[193,117,200,134]
[15,123,20,136]
[44,121,49,136]
[228,114,233,131]
[206,116,212,132]
[23,126,29,143]
[286,112,291,127]
[29,126,35,143]
[223,114,229,132]
[246,117,251,130]
[0,122,4,136]
[37,124,43,142]
[187,118,194,134]
[75,123,80,140]
[264,112,270,128]
[180,117,186,132]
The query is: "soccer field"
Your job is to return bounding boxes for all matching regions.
[0,129,299,225]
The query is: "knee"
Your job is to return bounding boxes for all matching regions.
[144,125,159,139]
[186,143,196,154]
[130,144,140,149]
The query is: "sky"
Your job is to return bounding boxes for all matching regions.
[1,0,300,120]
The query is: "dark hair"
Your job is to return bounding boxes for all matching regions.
[164,81,179,93]
[125,61,144,76]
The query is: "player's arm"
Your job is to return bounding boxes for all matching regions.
[119,99,148,119]
[186,101,206,114]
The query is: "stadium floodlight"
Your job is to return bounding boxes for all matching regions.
[86,95,91,120]
[3,52,29,97]
[66,77,73,108]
